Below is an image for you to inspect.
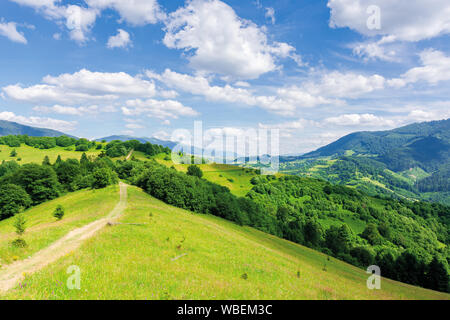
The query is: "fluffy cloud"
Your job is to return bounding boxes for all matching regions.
[85,0,165,26]
[163,0,301,79]
[328,0,450,42]
[33,104,101,116]
[10,0,163,43]
[0,21,27,44]
[10,0,98,43]
[10,0,62,17]
[122,99,199,119]
[147,68,387,116]
[2,69,199,121]
[107,29,131,49]
[0,111,77,132]
[275,87,337,109]
[388,50,450,87]
[3,69,157,105]
[65,5,98,43]
[265,7,275,25]
[304,71,386,98]
[323,113,397,127]
[352,35,400,62]
[147,69,307,116]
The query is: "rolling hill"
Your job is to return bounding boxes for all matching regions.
[0,133,448,299]
[1,185,448,300]
[0,120,75,138]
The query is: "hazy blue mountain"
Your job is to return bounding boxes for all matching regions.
[0,120,76,138]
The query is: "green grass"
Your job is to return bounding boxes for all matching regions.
[154,154,262,197]
[399,167,431,183]
[0,144,101,164]
[0,186,119,265]
[3,186,448,300]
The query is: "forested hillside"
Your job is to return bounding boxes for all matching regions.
[277,119,450,205]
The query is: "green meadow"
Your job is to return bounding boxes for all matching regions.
[2,186,448,300]
[0,144,101,164]
[153,153,271,197]
[0,186,119,265]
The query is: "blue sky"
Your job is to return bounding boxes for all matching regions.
[0,0,450,154]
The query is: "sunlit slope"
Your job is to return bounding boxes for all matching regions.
[0,144,101,164]
[0,186,119,265]
[4,186,448,300]
[153,153,267,197]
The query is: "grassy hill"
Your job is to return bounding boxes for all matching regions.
[0,186,119,266]
[0,144,102,164]
[0,135,448,298]
[152,153,264,197]
[2,186,448,300]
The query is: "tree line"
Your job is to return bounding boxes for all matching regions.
[0,154,117,221]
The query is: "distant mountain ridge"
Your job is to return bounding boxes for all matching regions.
[0,120,76,138]
[299,119,450,161]
[275,119,450,205]
[96,135,177,149]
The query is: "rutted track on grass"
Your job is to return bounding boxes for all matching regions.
[0,182,128,293]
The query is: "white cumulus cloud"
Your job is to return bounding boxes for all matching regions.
[388,49,450,87]
[2,69,157,105]
[86,0,165,26]
[0,111,77,132]
[163,0,301,80]
[0,20,27,44]
[107,29,131,49]
[328,0,450,42]
[122,98,199,120]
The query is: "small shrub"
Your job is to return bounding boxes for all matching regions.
[12,214,27,248]
[14,214,26,236]
[187,165,203,178]
[53,205,65,220]
[12,238,27,248]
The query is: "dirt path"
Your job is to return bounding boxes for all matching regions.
[125,149,134,160]
[0,182,128,293]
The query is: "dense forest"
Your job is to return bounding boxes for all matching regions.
[0,154,118,221]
